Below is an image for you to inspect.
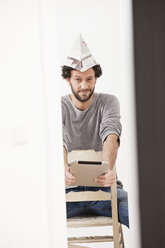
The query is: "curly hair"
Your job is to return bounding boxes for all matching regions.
[61,65,103,79]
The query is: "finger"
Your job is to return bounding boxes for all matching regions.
[94,179,105,185]
[65,177,75,184]
[65,171,75,180]
[95,178,115,185]
[103,184,111,187]
[65,177,74,183]
[97,171,114,179]
[65,174,75,184]
[97,175,106,180]
[98,175,114,180]
[94,181,104,186]
[68,167,76,175]
[96,180,115,187]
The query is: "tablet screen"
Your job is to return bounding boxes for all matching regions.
[78,161,102,165]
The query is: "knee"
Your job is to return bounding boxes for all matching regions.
[117,188,128,202]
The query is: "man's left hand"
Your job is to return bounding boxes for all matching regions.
[94,169,115,187]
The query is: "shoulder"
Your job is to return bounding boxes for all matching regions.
[61,95,71,117]
[96,93,120,106]
[61,95,70,108]
[61,95,69,104]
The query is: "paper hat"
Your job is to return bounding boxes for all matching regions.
[63,34,97,72]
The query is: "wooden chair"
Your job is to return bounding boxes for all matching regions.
[66,150,125,248]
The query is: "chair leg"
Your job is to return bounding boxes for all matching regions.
[119,224,125,248]
[111,171,120,248]
[113,221,120,248]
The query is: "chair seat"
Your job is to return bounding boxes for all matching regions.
[66,190,111,202]
[67,215,113,228]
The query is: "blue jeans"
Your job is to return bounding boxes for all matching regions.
[66,186,129,228]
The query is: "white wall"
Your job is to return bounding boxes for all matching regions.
[0,1,49,247]
[57,0,122,97]
[0,0,67,248]
[119,0,141,247]
[56,0,141,247]
[38,0,67,247]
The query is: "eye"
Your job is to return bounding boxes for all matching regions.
[75,78,81,82]
[87,78,93,81]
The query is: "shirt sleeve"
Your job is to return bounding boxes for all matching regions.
[62,124,68,151]
[61,101,69,151]
[99,95,122,144]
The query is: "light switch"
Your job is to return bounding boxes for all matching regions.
[10,125,29,145]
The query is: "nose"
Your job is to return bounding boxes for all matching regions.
[80,80,87,89]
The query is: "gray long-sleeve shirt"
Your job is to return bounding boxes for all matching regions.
[61,93,122,152]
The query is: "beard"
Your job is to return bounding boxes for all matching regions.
[70,85,95,102]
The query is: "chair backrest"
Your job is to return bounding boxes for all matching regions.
[67,149,116,202]
[67,149,103,164]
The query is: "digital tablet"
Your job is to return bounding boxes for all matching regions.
[70,160,109,187]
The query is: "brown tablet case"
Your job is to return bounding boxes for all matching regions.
[70,161,109,187]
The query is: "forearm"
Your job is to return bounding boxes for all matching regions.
[63,146,68,170]
[63,146,75,187]
[103,134,119,169]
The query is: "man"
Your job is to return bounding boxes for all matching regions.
[61,34,129,228]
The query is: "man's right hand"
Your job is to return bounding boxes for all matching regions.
[65,168,76,188]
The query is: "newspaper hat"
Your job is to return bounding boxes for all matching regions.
[63,34,97,72]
